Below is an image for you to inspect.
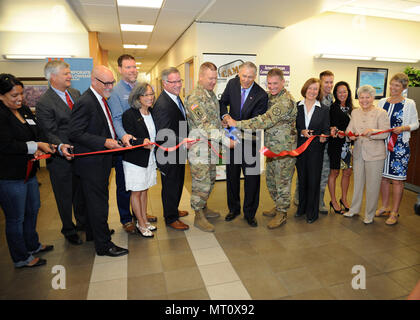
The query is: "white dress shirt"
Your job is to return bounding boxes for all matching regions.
[90,86,116,140]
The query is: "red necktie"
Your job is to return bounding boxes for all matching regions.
[387,133,398,152]
[102,97,117,139]
[65,91,73,110]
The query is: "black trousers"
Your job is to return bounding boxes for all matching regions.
[47,157,86,236]
[226,142,261,219]
[160,163,185,224]
[296,147,324,220]
[78,157,113,254]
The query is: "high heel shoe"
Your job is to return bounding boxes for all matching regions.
[339,199,350,212]
[146,222,157,231]
[330,201,343,214]
[136,223,154,238]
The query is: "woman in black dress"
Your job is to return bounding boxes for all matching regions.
[327,81,353,213]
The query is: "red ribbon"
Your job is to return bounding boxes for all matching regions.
[25,138,226,182]
[261,129,395,159]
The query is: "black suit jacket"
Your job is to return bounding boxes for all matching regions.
[0,102,46,180]
[122,107,154,168]
[151,90,188,171]
[36,87,81,145]
[296,101,330,153]
[219,76,268,121]
[68,88,113,175]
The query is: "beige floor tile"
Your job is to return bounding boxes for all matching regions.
[167,287,210,300]
[158,237,191,255]
[386,267,420,291]
[87,278,127,300]
[276,267,323,296]
[198,261,240,286]
[242,272,289,299]
[359,250,409,273]
[89,260,127,283]
[388,247,420,266]
[164,266,205,294]
[127,256,163,277]
[283,288,337,300]
[207,281,251,300]
[161,251,197,272]
[192,246,229,266]
[365,274,410,299]
[127,272,167,299]
[327,282,375,300]
[186,233,220,251]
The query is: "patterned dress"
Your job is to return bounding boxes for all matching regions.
[382,100,410,180]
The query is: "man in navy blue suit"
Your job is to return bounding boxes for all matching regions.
[220,62,268,227]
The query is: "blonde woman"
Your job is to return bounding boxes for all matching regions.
[376,73,419,225]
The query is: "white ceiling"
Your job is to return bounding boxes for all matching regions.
[66,0,420,73]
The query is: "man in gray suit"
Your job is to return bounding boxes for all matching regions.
[36,60,85,245]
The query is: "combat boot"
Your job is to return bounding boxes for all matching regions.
[267,211,287,229]
[203,206,220,218]
[194,209,215,232]
[262,207,276,217]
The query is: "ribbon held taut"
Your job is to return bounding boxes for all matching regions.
[261,129,395,159]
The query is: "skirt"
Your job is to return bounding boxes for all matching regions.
[123,155,157,191]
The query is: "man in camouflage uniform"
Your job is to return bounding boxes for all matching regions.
[185,62,235,232]
[225,68,296,229]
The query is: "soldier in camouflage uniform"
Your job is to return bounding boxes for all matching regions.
[226,68,297,229]
[185,62,235,232]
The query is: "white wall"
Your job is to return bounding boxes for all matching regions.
[149,22,198,96]
[195,12,420,103]
[0,0,89,77]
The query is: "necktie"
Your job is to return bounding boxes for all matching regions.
[65,91,73,110]
[240,88,246,118]
[102,97,117,139]
[177,96,186,119]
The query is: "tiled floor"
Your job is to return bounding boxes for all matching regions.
[1,165,420,300]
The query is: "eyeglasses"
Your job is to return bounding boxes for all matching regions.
[141,93,155,97]
[165,79,183,84]
[95,77,115,86]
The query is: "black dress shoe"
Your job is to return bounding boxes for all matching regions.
[306,217,318,224]
[75,225,85,232]
[39,245,54,252]
[97,245,129,257]
[294,211,305,218]
[66,234,83,245]
[225,212,240,221]
[246,217,258,227]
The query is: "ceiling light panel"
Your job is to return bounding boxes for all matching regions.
[120,24,154,32]
[117,0,163,8]
[123,44,148,49]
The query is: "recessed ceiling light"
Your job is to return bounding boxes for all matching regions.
[117,0,163,9]
[375,57,419,63]
[405,5,420,14]
[123,44,148,49]
[3,54,73,60]
[121,24,154,32]
[317,54,372,60]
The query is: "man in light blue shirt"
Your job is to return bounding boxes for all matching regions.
[108,55,157,233]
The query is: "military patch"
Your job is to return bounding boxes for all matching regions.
[272,106,281,116]
[191,104,199,110]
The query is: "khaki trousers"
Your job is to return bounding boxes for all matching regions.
[349,157,384,221]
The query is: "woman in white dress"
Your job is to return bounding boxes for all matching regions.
[122,83,157,237]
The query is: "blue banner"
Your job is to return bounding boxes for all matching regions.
[46,57,93,94]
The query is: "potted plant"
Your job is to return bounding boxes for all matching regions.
[404,66,420,87]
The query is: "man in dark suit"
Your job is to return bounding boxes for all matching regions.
[152,67,190,230]
[69,65,128,257]
[220,62,268,227]
[36,60,84,245]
